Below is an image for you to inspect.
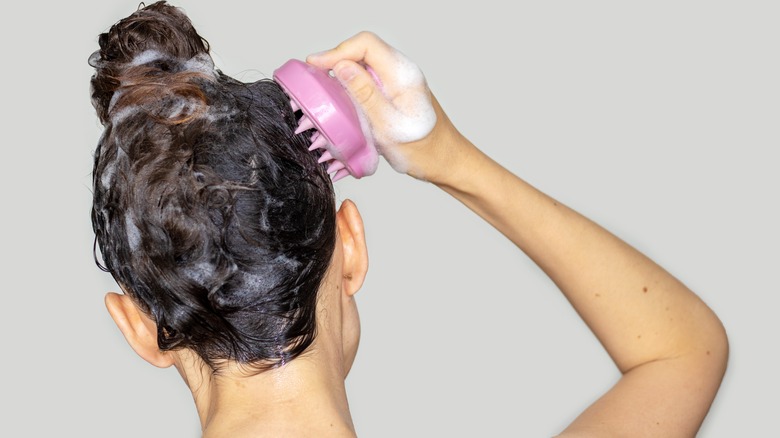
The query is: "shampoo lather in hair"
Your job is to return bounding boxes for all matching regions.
[273,59,378,181]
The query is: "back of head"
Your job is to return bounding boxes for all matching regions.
[89,1,336,370]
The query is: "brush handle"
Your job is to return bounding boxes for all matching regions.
[273,59,378,180]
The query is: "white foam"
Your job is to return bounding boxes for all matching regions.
[130,50,167,67]
[106,50,216,125]
[391,49,427,89]
[345,49,436,174]
[106,87,125,114]
[125,214,141,250]
[379,50,437,143]
[274,254,301,271]
[108,103,135,124]
[182,53,216,78]
[182,261,219,285]
[240,268,278,293]
[351,99,381,175]
[382,93,437,143]
[100,145,126,189]
[99,163,115,190]
[88,50,102,68]
[165,97,201,120]
[129,49,216,78]
[239,255,303,294]
[204,102,238,123]
[375,144,409,174]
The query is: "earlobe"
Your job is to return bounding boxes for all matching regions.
[105,292,175,368]
[335,199,369,296]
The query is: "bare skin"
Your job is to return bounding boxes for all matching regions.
[308,31,728,437]
[105,200,367,438]
[105,31,728,437]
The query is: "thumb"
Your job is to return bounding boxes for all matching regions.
[333,60,386,118]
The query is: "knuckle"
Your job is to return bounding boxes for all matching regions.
[356,31,381,46]
[356,30,375,40]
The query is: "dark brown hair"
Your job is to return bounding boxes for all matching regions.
[89,1,336,370]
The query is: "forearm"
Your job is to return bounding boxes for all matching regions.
[309,32,728,434]
[434,136,727,373]
[307,29,726,375]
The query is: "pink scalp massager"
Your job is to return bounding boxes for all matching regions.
[273,59,378,181]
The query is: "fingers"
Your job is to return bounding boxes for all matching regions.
[305,31,443,179]
[331,59,387,122]
[307,31,400,94]
[306,31,392,69]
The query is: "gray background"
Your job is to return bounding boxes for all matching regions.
[2,0,776,436]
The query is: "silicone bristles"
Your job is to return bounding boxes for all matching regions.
[273,59,378,181]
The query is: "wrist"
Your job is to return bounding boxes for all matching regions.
[432,141,491,197]
[401,96,478,186]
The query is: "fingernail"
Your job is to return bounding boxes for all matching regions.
[334,63,357,81]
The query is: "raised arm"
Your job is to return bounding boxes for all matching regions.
[308,32,728,437]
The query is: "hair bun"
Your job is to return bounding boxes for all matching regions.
[89,1,212,124]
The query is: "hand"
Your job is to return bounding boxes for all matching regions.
[307,32,469,183]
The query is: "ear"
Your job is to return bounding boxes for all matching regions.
[336,199,369,296]
[105,292,175,368]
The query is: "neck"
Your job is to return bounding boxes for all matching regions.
[175,349,356,438]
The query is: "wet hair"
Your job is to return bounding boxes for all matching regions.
[89,1,336,370]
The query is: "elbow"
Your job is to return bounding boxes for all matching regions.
[687,303,729,388]
[676,297,730,384]
[708,314,729,378]
[698,313,729,410]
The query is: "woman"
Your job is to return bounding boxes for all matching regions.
[90,2,727,436]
